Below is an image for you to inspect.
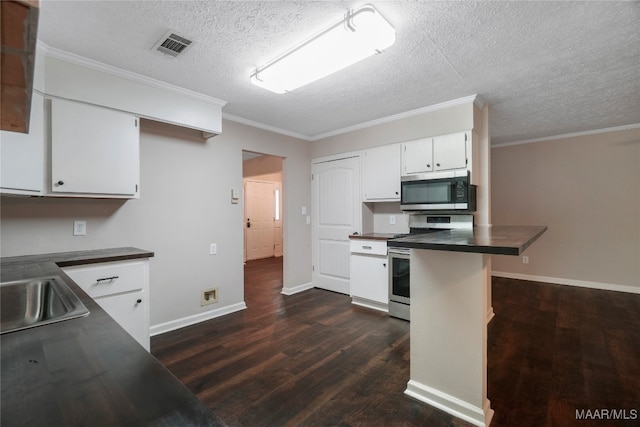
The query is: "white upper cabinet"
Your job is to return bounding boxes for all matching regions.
[401,138,433,175]
[433,131,468,171]
[401,131,469,176]
[363,143,401,201]
[0,92,44,195]
[49,98,140,198]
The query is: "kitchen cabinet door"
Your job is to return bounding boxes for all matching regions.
[402,138,433,176]
[350,252,389,311]
[0,92,44,195]
[95,290,149,351]
[363,143,400,201]
[433,131,468,171]
[50,98,139,197]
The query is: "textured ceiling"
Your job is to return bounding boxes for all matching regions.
[37,1,639,145]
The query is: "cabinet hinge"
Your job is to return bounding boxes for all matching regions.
[135,184,138,192]
[311,174,314,180]
[312,265,315,272]
[135,119,138,128]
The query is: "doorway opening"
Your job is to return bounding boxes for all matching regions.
[242,151,284,300]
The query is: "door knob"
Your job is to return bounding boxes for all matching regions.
[247,219,251,228]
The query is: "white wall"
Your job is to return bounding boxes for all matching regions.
[491,127,640,292]
[0,118,312,329]
[311,102,475,159]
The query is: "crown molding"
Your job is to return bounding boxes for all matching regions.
[38,41,227,107]
[492,123,640,148]
[309,94,482,141]
[222,113,311,141]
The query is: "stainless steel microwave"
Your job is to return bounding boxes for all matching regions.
[400,171,476,211]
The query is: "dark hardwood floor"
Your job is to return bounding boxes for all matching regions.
[152,257,640,427]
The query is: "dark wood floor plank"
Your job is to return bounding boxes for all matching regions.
[152,258,640,427]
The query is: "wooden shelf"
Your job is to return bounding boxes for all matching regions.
[1,0,39,133]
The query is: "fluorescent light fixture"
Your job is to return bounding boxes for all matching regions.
[250,5,395,94]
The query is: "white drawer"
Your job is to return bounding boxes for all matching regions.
[63,260,146,298]
[349,239,387,256]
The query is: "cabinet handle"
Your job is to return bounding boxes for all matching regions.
[436,163,441,167]
[56,180,64,186]
[362,245,372,250]
[136,299,142,304]
[426,164,430,168]
[96,276,119,283]
[383,263,387,268]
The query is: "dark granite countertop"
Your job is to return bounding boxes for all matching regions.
[1,247,225,427]
[349,233,400,241]
[387,226,547,256]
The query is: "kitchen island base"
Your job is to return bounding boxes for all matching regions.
[405,249,494,427]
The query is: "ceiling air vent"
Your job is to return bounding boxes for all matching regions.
[153,30,193,57]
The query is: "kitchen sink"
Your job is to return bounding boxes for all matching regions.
[0,276,89,334]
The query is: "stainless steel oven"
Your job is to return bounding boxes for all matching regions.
[387,214,474,321]
[388,247,410,321]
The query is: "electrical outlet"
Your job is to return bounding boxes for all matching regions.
[210,243,217,255]
[73,220,86,236]
[201,287,218,306]
[522,256,529,264]
[390,215,396,225]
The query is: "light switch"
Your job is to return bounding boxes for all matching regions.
[231,188,239,204]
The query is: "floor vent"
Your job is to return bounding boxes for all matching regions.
[153,30,193,57]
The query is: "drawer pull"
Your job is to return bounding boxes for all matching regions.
[96,276,119,283]
[362,245,372,250]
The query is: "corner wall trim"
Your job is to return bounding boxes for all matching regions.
[405,380,493,427]
[281,282,314,296]
[492,271,640,295]
[150,302,247,336]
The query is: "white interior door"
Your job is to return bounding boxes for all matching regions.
[312,156,361,295]
[245,180,275,260]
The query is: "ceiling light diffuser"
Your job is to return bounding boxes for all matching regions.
[250,5,395,94]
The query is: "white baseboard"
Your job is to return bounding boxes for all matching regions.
[281,281,314,296]
[486,307,495,324]
[405,380,493,427]
[492,271,640,294]
[150,302,247,336]
[351,296,389,313]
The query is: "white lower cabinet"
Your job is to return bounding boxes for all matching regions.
[63,259,150,351]
[349,239,388,312]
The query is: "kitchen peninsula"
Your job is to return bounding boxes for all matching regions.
[388,225,547,427]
